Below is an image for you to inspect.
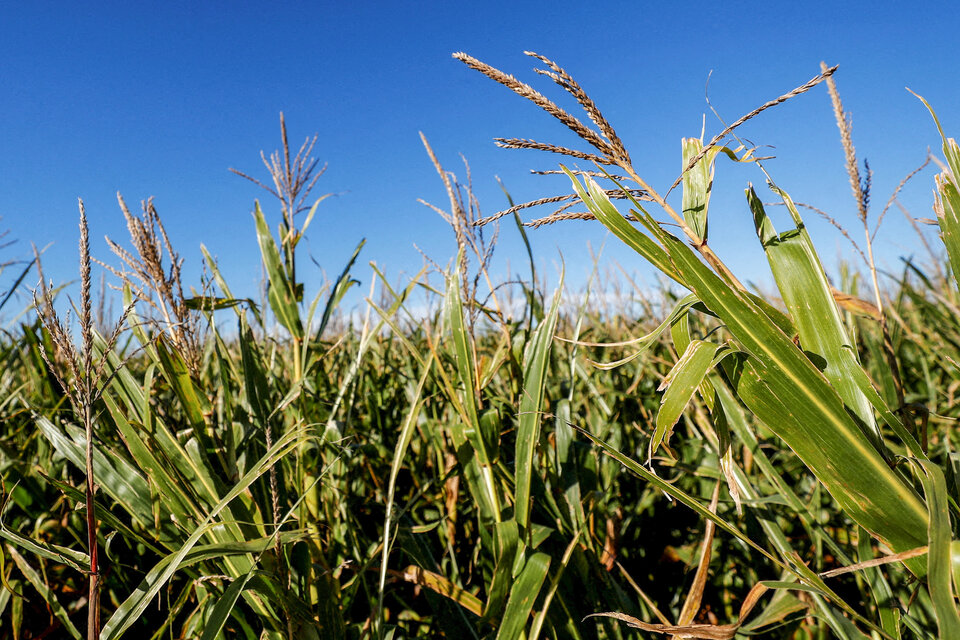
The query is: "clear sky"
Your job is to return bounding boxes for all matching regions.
[2,1,959,319]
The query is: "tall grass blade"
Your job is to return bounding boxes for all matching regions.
[377,352,434,637]
[515,274,563,534]
[8,545,82,640]
[748,185,875,432]
[495,552,551,640]
[199,572,258,640]
[481,519,520,624]
[915,459,960,637]
[253,201,303,339]
[444,253,501,518]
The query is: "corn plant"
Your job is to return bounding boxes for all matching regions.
[454,50,960,638]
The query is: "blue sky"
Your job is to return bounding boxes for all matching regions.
[2,1,959,318]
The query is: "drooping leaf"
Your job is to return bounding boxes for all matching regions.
[652,339,720,457]
[199,571,258,640]
[8,546,81,640]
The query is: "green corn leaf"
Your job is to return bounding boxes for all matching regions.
[515,274,563,534]
[444,251,499,466]
[35,416,154,527]
[937,176,960,291]
[914,94,960,293]
[298,193,333,240]
[857,527,902,639]
[121,283,151,348]
[245,573,322,638]
[444,253,501,519]
[134,533,304,574]
[953,539,960,608]
[913,91,960,182]
[647,212,928,569]
[239,321,271,427]
[714,378,818,519]
[0,257,35,314]
[747,291,797,338]
[199,571,258,640]
[748,185,876,433]
[553,400,587,537]
[42,473,170,557]
[8,545,81,640]
[201,244,262,323]
[0,583,9,624]
[528,532,580,640]
[839,347,926,459]
[253,201,303,339]
[154,334,209,429]
[496,552,551,640]
[652,340,720,458]
[670,308,692,355]
[9,577,21,640]
[479,408,502,469]
[725,356,926,575]
[680,137,757,244]
[680,137,713,241]
[99,343,254,544]
[768,562,878,633]
[482,519,520,624]
[739,589,808,634]
[0,519,88,572]
[713,384,823,567]
[914,459,960,637]
[317,238,365,338]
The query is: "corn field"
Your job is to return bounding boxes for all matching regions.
[2,54,960,639]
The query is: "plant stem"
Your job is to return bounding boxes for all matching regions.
[84,399,99,639]
[621,164,747,290]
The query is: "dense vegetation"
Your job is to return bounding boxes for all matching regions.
[2,54,960,639]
